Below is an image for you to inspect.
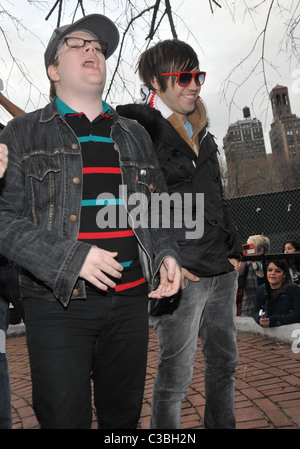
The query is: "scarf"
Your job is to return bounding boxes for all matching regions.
[138,85,174,119]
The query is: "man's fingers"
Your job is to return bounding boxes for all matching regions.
[85,275,114,291]
[148,258,181,299]
[0,144,8,178]
[79,247,123,289]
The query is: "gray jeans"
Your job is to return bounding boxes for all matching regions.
[150,270,239,429]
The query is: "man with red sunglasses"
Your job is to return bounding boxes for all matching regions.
[117,39,241,429]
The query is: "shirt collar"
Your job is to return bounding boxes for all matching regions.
[56,97,112,118]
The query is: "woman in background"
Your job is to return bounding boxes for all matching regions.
[253,259,300,327]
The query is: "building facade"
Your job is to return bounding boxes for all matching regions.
[223,107,267,197]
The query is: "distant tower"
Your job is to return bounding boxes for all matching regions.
[269,85,300,158]
[270,85,291,121]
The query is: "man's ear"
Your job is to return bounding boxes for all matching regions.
[150,76,161,92]
[48,65,60,82]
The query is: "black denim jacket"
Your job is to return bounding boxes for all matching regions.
[0,99,180,306]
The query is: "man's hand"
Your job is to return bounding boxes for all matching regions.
[148,257,181,299]
[181,267,199,289]
[0,144,8,178]
[259,317,270,328]
[79,246,123,291]
[228,258,240,271]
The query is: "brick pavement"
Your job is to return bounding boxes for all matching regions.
[6,328,300,429]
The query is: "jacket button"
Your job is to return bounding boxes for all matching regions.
[72,143,78,150]
[72,289,79,296]
[73,177,80,184]
[70,214,77,222]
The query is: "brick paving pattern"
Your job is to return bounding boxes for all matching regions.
[6,328,300,429]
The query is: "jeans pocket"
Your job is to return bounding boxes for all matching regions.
[182,278,189,290]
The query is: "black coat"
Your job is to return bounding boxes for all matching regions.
[253,283,300,327]
[117,104,241,276]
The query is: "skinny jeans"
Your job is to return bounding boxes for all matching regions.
[24,292,148,429]
[150,270,239,429]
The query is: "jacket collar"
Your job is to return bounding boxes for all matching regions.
[39,98,60,123]
[117,102,199,161]
[141,88,208,157]
[39,97,129,131]
[167,98,208,156]
[270,281,294,298]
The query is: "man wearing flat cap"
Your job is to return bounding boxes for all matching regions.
[0,14,181,429]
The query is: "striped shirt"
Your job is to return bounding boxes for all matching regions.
[57,98,147,296]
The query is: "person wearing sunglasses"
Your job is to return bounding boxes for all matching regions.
[0,16,181,429]
[117,39,241,429]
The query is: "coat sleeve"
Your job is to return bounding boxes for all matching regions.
[252,284,266,324]
[0,118,91,303]
[269,285,300,327]
[147,152,182,278]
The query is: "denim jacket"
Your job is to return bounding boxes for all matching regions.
[0,99,180,306]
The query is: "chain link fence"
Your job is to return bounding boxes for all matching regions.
[226,188,300,252]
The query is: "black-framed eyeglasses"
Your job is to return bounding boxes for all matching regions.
[64,37,108,57]
[161,71,206,87]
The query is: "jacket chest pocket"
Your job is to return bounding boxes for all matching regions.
[137,166,156,196]
[25,153,61,211]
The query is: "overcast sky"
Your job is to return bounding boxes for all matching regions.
[1,0,299,156]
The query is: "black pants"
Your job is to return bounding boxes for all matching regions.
[0,262,23,429]
[24,292,149,429]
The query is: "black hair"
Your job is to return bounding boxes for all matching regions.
[283,239,300,252]
[138,39,199,92]
[283,239,300,271]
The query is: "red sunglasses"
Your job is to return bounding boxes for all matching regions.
[161,71,206,87]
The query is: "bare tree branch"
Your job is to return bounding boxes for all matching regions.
[1,0,299,130]
[209,0,222,14]
[105,4,155,101]
[146,0,160,40]
[165,0,178,38]
[45,0,62,25]
[219,0,279,127]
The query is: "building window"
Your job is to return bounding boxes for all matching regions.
[276,94,281,105]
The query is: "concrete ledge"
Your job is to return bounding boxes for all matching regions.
[236,316,300,344]
[7,322,26,337]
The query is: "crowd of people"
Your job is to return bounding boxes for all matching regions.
[0,13,299,431]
